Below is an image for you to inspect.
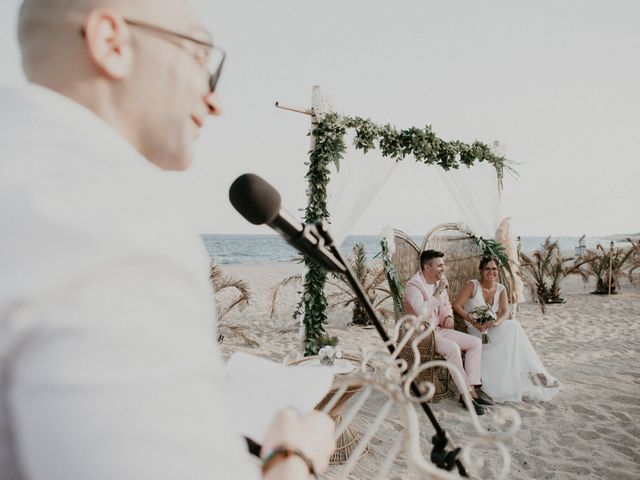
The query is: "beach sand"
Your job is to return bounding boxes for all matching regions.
[217,263,640,479]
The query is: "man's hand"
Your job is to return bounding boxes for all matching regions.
[435,276,449,295]
[443,315,454,329]
[261,408,335,478]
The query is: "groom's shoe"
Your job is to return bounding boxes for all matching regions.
[473,395,494,407]
[458,396,485,416]
[475,389,495,406]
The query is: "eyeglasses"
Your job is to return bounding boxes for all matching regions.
[124,19,225,93]
[81,18,225,92]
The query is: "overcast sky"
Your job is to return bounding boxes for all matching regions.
[2,0,638,237]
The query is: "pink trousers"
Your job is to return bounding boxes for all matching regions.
[434,328,482,394]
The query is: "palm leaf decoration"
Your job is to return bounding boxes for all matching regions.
[329,243,393,326]
[269,243,393,329]
[571,242,639,294]
[519,237,586,307]
[269,274,304,334]
[627,238,640,284]
[209,263,258,347]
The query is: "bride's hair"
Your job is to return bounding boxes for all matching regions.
[479,255,498,271]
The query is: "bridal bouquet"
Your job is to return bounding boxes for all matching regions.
[468,305,496,344]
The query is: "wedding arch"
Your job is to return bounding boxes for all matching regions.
[277,87,514,356]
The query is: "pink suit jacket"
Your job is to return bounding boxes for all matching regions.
[402,271,454,328]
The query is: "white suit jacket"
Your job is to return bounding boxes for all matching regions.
[0,85,256,479]
[402,270,453,328]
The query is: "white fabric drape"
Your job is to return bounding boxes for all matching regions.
[436,162,501,238]
[326,134,398,244]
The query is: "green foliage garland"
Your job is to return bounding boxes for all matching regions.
[301,112,513,355]
[300,118,341,355]
[337,113,515,185]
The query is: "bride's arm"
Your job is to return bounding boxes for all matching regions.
[495,288,510,325]
[452,281,480,328]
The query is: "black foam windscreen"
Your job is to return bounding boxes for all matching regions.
[228,173,282,225]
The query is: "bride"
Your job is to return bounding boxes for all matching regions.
[452,256,559,402]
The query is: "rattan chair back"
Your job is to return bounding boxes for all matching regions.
[390,229,421,287]
[421,223,484,304]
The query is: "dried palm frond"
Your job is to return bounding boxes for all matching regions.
[269,274,303,319]
[273,321,300,335]
[209,263,258,346]
[217,320,260,347]
[571,243,638,294]
[351,242,368,283]
[329,243,392,326]
[270,244,393,329]
[210,263,251,319]
[519,251,548,312]
[625,238,640,284]
[269,274,307,333]
[518,237,585,307]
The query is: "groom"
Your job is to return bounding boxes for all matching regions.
[402,250,492,415]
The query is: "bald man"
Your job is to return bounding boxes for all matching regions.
[0,1,333,479]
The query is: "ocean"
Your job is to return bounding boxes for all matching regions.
[201,234,619,265]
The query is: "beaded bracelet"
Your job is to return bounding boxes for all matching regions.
[261,446,318,479]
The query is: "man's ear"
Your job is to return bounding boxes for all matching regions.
[82,9,133,79]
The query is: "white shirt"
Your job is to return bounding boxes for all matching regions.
[0,85,257,479]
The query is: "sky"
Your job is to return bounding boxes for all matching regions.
[1,0,638,237]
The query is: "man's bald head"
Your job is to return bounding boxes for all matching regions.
[17,0,219,171]
[18,0,137,80]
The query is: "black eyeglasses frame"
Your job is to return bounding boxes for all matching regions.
[81,18,226,92]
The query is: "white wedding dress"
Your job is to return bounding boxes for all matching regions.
[463,280,560,402]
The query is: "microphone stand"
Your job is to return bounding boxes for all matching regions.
[311,220,468,477]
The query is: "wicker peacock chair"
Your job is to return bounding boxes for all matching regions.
[390,229,451,402]
[391,229,421,286]
[422,223,485,332]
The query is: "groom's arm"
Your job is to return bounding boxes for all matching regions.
[403,282,439,326]
[436,290,454,328]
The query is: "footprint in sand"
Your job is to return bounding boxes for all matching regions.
[576,429,601,441]
[511,452,532,471]
[571,404,596,416]
[615,444,640,463]
[556,463,592,476]
[611,411,632,422]
[611,395,639,405]
[594,425,615,435]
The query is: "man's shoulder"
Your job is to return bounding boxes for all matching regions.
[404,271,425,291]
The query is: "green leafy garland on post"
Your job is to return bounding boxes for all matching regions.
[300,117,345,355]
[301,112,513,355]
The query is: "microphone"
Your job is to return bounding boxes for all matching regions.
[229,174,345,272]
